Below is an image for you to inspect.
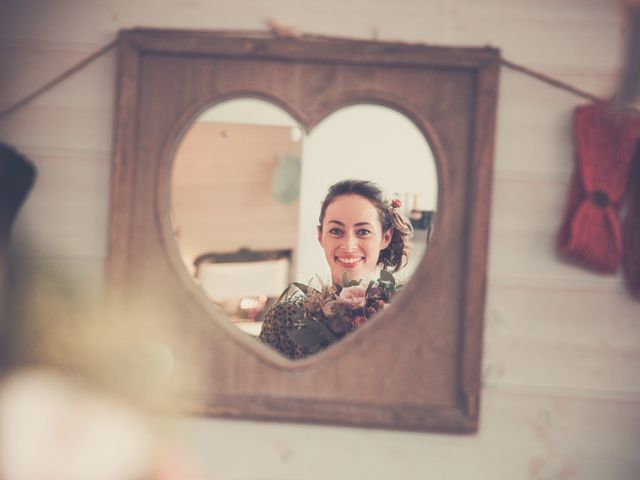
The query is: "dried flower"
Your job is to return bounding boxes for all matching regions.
[305,294,323,314]
[337,285,367,310]
[353,316,366,327]
[322,300,338,317]
[391,198,402,209]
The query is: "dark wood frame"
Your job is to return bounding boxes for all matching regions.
[107,28,500,432]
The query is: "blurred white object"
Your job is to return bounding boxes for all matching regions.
[0,369,153,480]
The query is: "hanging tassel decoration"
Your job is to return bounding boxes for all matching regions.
[557,102,640,273]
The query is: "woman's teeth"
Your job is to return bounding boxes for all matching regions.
[336,257,363,265]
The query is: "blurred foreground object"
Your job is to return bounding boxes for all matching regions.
[0,144,202,479]
[0,257,200,479]
[0,143,35,247]
[0,369,199,480]
[0,369,153,480]
[615,3,640,106]
[622,147,640,298]
[0,143,36,371]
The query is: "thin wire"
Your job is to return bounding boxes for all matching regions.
[0,39,119,121]
[499,56,604,103]
[0,35,625,121]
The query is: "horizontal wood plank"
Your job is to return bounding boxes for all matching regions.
[0,44,116,110]
[167,385,640,480]
[9,152,110,259]
[0,105,113,152]
[484,284,640,394]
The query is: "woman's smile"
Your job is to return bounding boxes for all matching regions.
[335,255,365,267]
[318,194,392,284]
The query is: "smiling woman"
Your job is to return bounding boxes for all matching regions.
[259,179,414,359]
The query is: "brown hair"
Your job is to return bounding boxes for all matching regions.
[318,179,413,272]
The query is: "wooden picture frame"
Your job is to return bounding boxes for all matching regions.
[107,28,500,432]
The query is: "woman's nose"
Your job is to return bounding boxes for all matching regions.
[343,233,358,251]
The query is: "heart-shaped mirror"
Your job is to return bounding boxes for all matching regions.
[170,98,437,360]
[108,29,499,431]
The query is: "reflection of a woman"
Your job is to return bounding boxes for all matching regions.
[259,179,413,359]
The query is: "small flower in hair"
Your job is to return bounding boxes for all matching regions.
[390,198,402,209]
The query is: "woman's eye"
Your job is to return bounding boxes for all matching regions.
[357,229,371,236]
[329,228,343,236]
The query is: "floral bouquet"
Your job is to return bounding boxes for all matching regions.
[280,270,398,355]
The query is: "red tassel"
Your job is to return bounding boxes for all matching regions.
[557,102,640,273]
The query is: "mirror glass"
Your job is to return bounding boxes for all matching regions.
[170,98,437,358]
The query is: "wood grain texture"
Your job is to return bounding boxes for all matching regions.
[106,29,500,432]
[484,283,640,394]
[0,44,116,109]
[106,35,138,288]
[9,150,109,259]
[170,386,640,480]
[0,105,112,152]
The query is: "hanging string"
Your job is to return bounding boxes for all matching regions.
[0,38,119,121]
[499,57,604,103]
[0,34,625,121]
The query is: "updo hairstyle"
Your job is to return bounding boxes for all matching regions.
[318,179,413,272]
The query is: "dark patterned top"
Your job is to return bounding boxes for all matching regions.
[258,300,306,360]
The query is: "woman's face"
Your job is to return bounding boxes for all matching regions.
[318,194,392,285]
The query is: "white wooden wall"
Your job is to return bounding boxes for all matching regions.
[1,1,639,478]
